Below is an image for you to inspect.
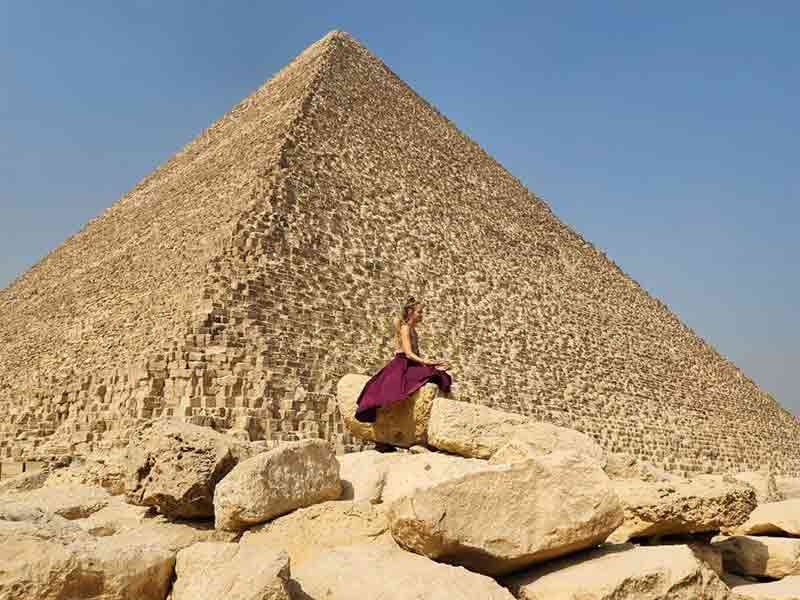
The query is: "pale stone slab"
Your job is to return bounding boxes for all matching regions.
[777,478,800,500]
[428,397,605,465]
[240,500,389,565]
[214,439,341,531]
[171,542,290,600]
[388,451,623,576]
[738,499,800,536]
[724,574,800,599]
[502,543,731,600]
[337,373,438,447]
[714,534,800,578]
[0,484,110,520]
[289,540,515,600]
[608,477,757,542]
[603,452,683,483]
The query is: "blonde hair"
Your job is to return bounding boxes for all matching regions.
[391,296,420,345]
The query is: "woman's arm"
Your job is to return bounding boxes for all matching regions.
[400,324,434,365]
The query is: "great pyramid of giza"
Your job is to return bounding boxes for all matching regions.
[1,31,797,476]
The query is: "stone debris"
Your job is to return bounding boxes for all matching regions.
[724,574,800,599]
[337,373,438,447]
[388,451,623,576]
[714,534,800,578]
[171,542,291,600]
[502,543,731,600]
[608,477,758,542]
[213,439,341,531]
[288,540,516,600]
[738,499,800,536]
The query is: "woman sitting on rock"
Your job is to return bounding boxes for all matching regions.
[354,296,452,423]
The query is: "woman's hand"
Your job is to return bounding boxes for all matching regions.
[429,360,450,370]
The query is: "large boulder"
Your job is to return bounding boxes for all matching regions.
[428,398,605,465]
[46,451,128,496]
[0,517,175,600]
[123,419,253,519]
[240,500,390,565]
[171,542,291,600]
[288,540,515,600]
[608,477,757,542]
[724,574,800,599]
[738,499,800,536]
[214,439,341,531]
[337,374,438,447]
[713,535,800,578]
[388,451,624,576]
[502,543,731,600]
[0,484,110,520]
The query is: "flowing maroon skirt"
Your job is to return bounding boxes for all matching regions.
[354,352,452,423]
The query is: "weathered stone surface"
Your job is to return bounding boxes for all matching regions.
[171,542,291,600]
[713,534,800,578]
[734,470,784,504]
[241,500,390,565]
[0,484,110,520]
[777,478,800,500]
[724,574,800,599]
[738,500,800,536]
[608,477,757,542]
[429,398,605,465]
[337,374,438,447]
[214,439,341,531]
[0,517,175,600]
[337,449,398,503]
[502,543,731,600]
[388,451,623,576]
[603,452,683,482]
[46,451,128,496]
[288,540,515,600]
[123,420,247,519]
[0,469,49,496]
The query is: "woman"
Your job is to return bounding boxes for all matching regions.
[354,297,452,423]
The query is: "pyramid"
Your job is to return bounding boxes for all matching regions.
[1,31,797,476]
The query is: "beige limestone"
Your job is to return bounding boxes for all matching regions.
[0,484,110,520]
[337,374,438,447]
[213,439,341,531]
[388,451,623,576]
[46,452,128,496]
[240,500,390,565]
[714,534,800,578]
[171,542,290,600]
[337,449,398,503]
[738,499,800,536]
[603,452,683,482]
[724,574,800,599]
[502,543,731,600]
[777,478,800,500]
[428,398,605,465]
[608,477,757,542]
[735,470,784,504]
[0,469,49,495]
[288,540,515,600]
[124,420,246,519]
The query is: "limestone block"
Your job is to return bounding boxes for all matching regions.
[123,419,247,519]
[603,452,682,483]
[214,439,341,531]
[429,397,605,465]
[0,484,110,520]
[502,543,731,600]
[388,451,624,576]
[288,540,515,600]
[777,477,800,500]
[240,500,390,565]
[171,542,290,600]
[337,373,437,447]
[738,499,800,536]
[608,477,757,542]
[713,534,800,578]
[734,470,784,504]
[724,574,800,599]
[46,452,127,495]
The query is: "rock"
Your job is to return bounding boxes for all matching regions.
[123,419,251,519]
[288,540,515,600]
[337,373,438,447]
[334,449,488,505]
[388,451,623,576]
[428,397,605,465]
[46,451,128,495]
[171,542,290,600]
[777,477,800,500]
[502,543,731,600]
[724,574,800,599]
[214,439,341,531]
[608,477,757,543]
[713,534,800,578]
[734,470,784,504]
[0,468,49,496]
[240,500,390,565]
[0,484,110,520]
[602,452,682,482]
[738,499,800,536]
[0,517,175,600]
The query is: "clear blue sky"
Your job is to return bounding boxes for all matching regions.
[1,2,797,412]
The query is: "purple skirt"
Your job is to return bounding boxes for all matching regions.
[354,352,452,423]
